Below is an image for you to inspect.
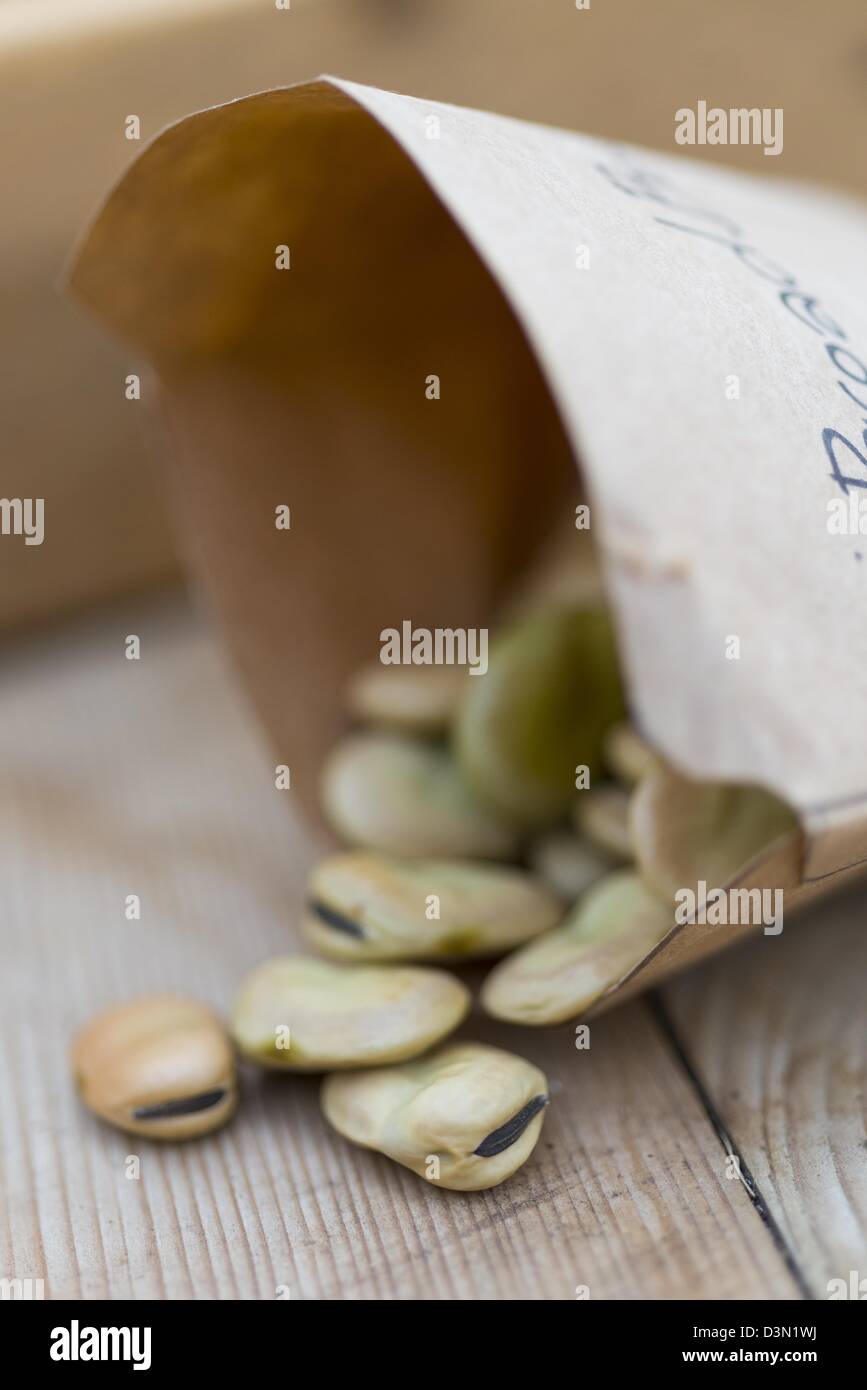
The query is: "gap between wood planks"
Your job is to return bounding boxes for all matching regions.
[647,992,813,1300]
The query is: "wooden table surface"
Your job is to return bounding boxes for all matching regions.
[1,596,864,1300]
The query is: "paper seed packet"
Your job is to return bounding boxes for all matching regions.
[69,78,867,1009]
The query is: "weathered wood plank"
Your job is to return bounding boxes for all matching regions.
[664,890,867,1300]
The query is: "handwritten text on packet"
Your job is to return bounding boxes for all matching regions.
[595,156,867,509]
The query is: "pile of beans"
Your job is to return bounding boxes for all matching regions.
[71,541,796,1190]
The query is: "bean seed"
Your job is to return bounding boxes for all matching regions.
[527,829,617,900]
[321,731,519,859]
[630,765,799,905]
[573,783,634,861]
[321,1042,548,1190]
[602,721,658,784]
[453,607,626,829]
[231,956,470,1070]
[499,524,605,621]
[304,850,563,961]
[481,870,672,1025]
[70,995,237,1140]
[346,661,467,735]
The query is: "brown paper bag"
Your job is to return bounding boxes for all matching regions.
[68,77,867,1008]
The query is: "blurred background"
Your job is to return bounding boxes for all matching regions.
[2,0,866,633]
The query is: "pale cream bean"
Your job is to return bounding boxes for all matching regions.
[346,661,467,735]
[573,783,634,861]
[527,829,617,901]
[453,606,626,830]
[602,721,658,785]
[321,731,519,859]
[321,1042,548,1191]
[481,870,672,1025]
[304,850,563,961]
[630,764,800,906]
[70,995,237,1140]
[231,956,470,1071]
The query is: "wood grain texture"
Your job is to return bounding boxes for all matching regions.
[663,892,867,1300]
[0,598,859,1299]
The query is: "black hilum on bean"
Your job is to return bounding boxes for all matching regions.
[473,1094,549,1157]
[308,899,366,939]
[133,1089,226,1121]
